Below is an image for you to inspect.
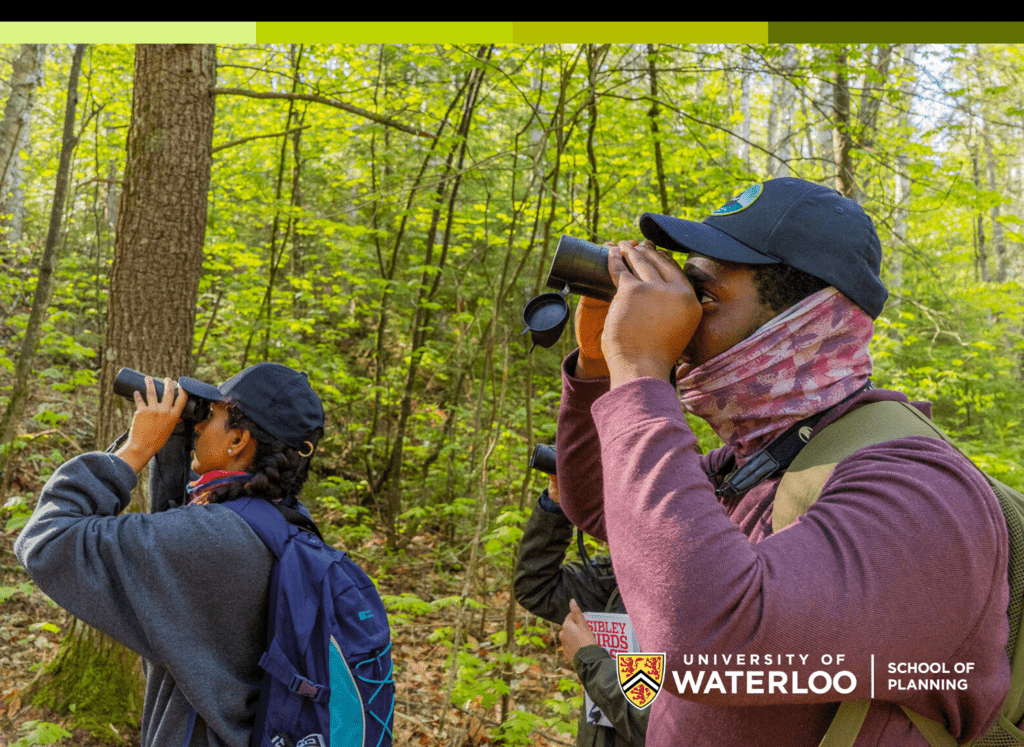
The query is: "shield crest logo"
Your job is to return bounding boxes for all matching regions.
[616,653,666,709]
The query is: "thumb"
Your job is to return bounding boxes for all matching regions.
[568,599,590,628]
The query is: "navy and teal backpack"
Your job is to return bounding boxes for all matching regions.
[223,496,395,747]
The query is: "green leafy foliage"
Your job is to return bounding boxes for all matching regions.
[0,581,35,602]
[9,720,72,747]
[3,40,1024,744]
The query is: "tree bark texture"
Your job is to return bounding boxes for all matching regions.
[0,43,46,242]
[97,44,216,450]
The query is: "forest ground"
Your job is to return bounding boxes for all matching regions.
[0,495,577,747]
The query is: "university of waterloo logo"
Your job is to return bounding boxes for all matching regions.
[616,653,665,709]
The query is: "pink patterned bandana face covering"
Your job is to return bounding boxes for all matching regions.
[676,287,875,462]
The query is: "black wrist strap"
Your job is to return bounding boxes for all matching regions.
[577,529,601,568]
[105,429,131,454]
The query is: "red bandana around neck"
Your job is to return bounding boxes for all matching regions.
[186,470,251,506]
[676,287,874,462]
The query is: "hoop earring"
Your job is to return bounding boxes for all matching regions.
[299,441,315,458]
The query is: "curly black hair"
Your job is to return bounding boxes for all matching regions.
[750,263,830,314]
[207,401,321,504]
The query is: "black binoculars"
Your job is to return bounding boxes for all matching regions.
[529,444,557,476]
[545,235,616,302]
[522,235,615,351]
[113,368,211,423]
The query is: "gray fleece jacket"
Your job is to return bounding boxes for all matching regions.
[15,442,273,747]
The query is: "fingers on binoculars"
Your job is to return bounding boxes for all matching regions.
[619,242,681,282]
[135,376,187,412]
[169,380,188,414]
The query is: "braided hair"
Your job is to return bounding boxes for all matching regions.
[208,400,321,504]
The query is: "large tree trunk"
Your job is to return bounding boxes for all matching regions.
[28,44,216,742]
[0,43,46,243]
[96,44,216,453]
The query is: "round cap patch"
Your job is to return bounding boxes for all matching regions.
[712,183,763,216]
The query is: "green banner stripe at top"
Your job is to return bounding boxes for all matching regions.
[1,20,770,45]
[0,21,512,44]
[0,22,258,43]
[511,22,768,43]
[770,21,1024,43]
[24,20,1024,45]
[255,22,769,43]
[253,22,513,43]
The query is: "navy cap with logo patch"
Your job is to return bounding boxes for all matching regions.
[638,177,888,318]
[178,362,325,453]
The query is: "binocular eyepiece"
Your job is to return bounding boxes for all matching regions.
[113,368,211,423]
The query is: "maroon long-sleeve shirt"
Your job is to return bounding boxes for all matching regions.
[556,353,1010,746]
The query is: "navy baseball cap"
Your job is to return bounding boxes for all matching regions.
[638,177,888,318]
[178,362,325,453]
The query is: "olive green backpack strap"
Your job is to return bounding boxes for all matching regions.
[772,401,1024,747]
[817,701,871,747]
[773,400,940,534]
[978,477,1024,746]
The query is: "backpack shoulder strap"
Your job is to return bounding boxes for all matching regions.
[773,401,943,533]
[219,496,325,555]
[988,479,1024,734]
[785,403,1024,747]
[817,702,958,747]
[817,701,870,747]
[220,496,294,559]
[772,402,946,747]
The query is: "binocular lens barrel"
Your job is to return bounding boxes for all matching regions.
[545,235,615,302]
[529,444,557,475]
[113,367,165,402]
[113,367,209,422]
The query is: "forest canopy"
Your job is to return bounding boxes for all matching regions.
[1,41,1023,745]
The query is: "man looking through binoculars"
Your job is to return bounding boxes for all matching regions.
[553,178,1010,747]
